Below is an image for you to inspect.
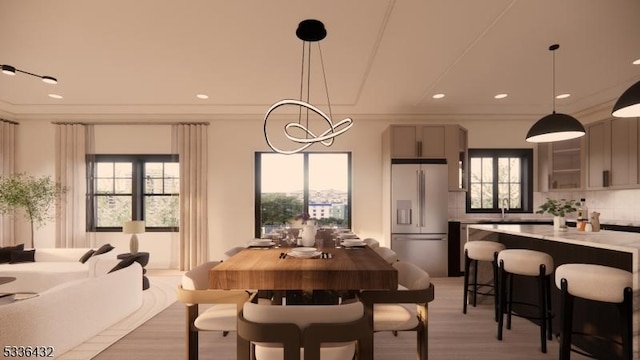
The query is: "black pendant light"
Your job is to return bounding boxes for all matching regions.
[612,80,640,118]
[526,44,585,143]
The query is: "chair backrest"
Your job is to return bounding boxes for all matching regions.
[224,246,245,258]
[362,238,380,248]
[393,261,431,290]
[182,261,222,290]
[374,246,398,264]
[239,301,367,360]
[242,301,363,329]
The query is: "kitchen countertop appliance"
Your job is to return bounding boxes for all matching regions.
[391,159,448,276]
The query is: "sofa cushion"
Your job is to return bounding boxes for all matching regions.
[0,244,25,263]
[93,243,114,256]
[10,250,35,264]
[109,256,138,273]
[79,249,95,263]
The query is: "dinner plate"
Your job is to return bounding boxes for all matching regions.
[339,233,359,239]
[290,247,317,254]
[249,240,275,247]
[287,250,322,258]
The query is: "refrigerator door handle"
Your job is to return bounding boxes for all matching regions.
[416,170,421,228]
[420,170,425,228]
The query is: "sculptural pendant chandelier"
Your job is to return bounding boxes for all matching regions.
[263,19,353,155]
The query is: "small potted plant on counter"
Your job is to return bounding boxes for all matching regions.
[536,197,577,230]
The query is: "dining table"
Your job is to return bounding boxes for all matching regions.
[208,233,398,360]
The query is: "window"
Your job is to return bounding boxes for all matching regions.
[255,152,351,237]
[87,155,179,231]
[466,149,533,213]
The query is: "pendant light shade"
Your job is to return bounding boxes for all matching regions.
[525,111,585,142]
[526,44,585,143]
[612,80,640,118]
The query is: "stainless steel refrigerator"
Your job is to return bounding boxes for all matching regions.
[391,159,448,277]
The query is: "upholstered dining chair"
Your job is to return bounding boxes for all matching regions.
[237,299,368,360]
[362,238,380,249]
[176,261,251,360]
[373,246,398,264]
[359,261,435,360]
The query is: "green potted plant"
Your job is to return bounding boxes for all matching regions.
[0,173,66,247]
[536,197,577,230]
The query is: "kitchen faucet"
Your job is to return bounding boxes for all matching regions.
[501,198,509,220]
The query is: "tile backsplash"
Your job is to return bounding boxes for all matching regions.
[448,189,640,226]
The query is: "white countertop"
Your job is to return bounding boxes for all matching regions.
[468,224,640,254]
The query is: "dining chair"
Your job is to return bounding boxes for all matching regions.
[237,299,369,360]
[176,261,251,360]
[359,261,435,360]
[373,246,398,264]
[225,246,246,258]
[362,238,380,249]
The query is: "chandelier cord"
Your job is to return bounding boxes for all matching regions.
[318,42,333,121]
[551,46,556,114]
[298,41,306,126]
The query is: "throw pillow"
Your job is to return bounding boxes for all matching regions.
[108,255,138,273]
[78,249,96,263]
[93,243,114,256]
[10,249,35,264]
[0,244,25,263]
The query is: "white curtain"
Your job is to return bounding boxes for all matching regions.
[0,120,16,246]
[55,123,93,248]
[173,123,209,270]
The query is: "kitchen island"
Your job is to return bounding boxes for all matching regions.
[468,224,639,360]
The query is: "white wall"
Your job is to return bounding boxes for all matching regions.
[13,107,628,268]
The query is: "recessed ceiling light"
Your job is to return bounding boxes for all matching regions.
[196,94,209,99]
[432,93,445,99]
[633,58,640,65]
[494,93,508,99]
[556,93,571,99]
[48,94,63,99]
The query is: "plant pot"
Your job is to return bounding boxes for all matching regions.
[553,216,566,230]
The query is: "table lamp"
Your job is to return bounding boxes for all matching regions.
[123,220,145,254]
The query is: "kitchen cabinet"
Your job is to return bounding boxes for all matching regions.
[537,136,584,191]
[383,124,468,191]
[586,118,638,189]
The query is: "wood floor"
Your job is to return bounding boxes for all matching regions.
[94,277,591,360]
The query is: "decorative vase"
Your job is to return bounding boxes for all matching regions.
[300,224,317,247]
[553,216,566,230]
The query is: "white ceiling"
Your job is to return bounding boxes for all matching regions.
[0,0,639,121]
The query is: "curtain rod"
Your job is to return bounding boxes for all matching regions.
[0,119,19,125]
[50,121,210,126]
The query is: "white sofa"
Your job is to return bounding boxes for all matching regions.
[0,248,116,293]
[0,259,143,356]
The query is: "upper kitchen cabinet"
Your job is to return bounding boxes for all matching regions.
[537,136,584,191]
[586,118,638,189]
[383,124,468,191]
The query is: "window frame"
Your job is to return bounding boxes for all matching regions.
[86,154,179,232]
[465,148,533,214]
[254,152,352,237]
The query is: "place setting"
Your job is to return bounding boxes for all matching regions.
[247,239,277,249]
[280,247,332,259]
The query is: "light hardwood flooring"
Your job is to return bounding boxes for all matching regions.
[94,276,591,360]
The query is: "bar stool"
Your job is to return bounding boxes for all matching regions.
[497,249,554,353]
[462,241,505,321]
[555,264,632,360]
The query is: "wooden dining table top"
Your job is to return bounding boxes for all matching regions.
[209,245,398,291]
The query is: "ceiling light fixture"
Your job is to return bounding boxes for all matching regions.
[526,44,585,143]
[612,80,640,118]
[494,93,508,99]
[432,93,445,99]
[556,93,571,99]
[1,64,58,84]
[263,19,353,155]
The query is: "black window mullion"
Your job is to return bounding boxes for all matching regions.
[303,153,309,212]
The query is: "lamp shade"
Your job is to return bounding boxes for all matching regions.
[1,65,16,76]
[525,112,585,143]
[612,80,640,118]
[123,220,145,234]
